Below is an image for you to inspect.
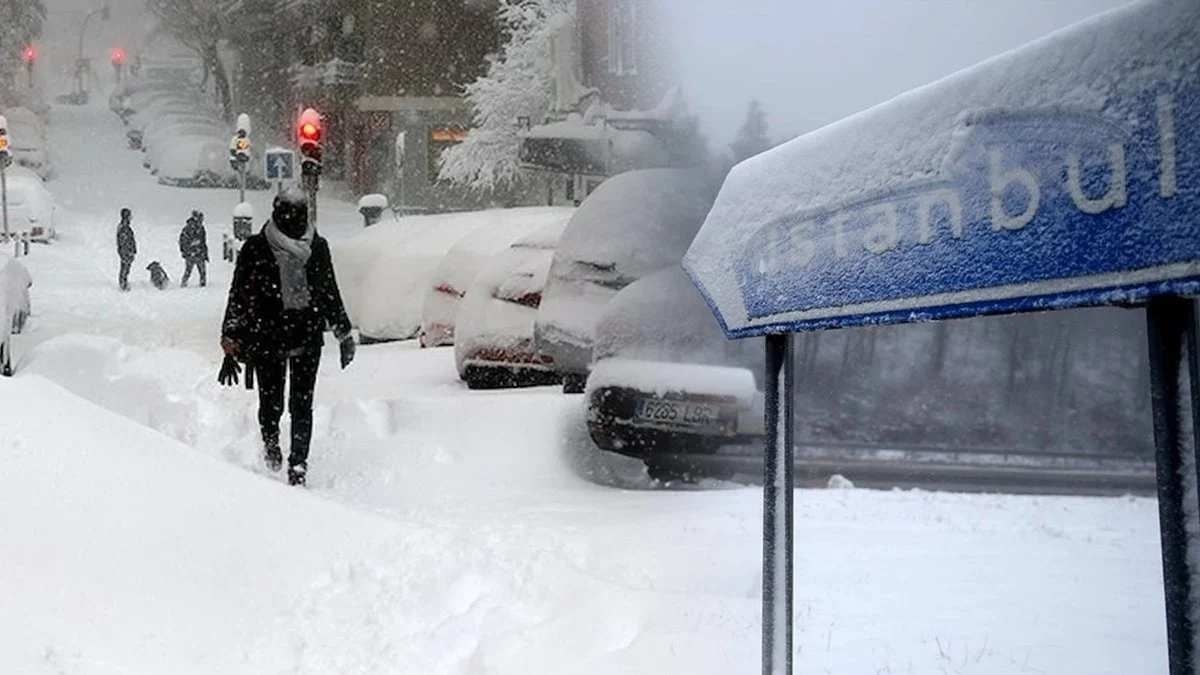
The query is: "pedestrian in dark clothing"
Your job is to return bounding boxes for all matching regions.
[116,208,137,291]
[179,210,209,287]
[218,190,356,486]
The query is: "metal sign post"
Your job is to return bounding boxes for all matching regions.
[762,333,794,675]
[683,4,1199,671]
[1146,297,1197,673]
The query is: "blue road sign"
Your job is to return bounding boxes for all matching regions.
[265,149,295,181]
[686,77,1199,338]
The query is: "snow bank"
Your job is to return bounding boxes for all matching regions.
[0,374,400,673]
[422,207,573,347]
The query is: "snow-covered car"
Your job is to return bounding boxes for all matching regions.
[455,220,568,389]
[151,136,238,188]
[534,168,717,393]
[586,267,763,468]
[5,108,52,179]
[420,207,574,348]
[0,253,32,376]
[2,167,57,243]
[332,211,497,342]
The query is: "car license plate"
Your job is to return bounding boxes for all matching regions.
[634,397,730,433]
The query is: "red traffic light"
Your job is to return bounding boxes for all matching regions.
[298,108,322,144]
[111,48,126,65]
[21,46,36,64]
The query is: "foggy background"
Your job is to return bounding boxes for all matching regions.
[663,0,1131,145]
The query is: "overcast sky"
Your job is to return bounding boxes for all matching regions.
[663,0,1134,148]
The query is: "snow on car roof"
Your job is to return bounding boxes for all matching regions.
[431,207,575,289]
[557,168,718,277]
[685,0,1199,329]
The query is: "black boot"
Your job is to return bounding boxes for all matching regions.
[263,433,282,472]
[287,462,306,487]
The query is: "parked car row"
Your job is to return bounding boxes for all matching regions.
[0,252,32,376]
[332,167,723,407]
[110,65,267,189]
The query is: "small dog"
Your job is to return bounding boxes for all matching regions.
[146,261,170,290]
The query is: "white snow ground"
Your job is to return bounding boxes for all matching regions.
[0,87,1169,673]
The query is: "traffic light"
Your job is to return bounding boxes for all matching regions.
[0,117,12,169]
[230,113,252,169]
[111,47,126,66]
[298,108,323,178]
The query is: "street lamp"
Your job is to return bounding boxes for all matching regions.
[72,4,110,104]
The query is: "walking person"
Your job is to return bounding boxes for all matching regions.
[179,210,209,287]
[116,207,136,291]
[218,190,356,486]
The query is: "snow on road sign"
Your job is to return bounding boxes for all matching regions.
[684,0,1199,338]
[265,148,295,181]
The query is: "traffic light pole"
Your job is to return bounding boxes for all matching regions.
[1,163,9,243]
[303,173,319,229]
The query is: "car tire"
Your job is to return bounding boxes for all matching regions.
[562,372,587,394]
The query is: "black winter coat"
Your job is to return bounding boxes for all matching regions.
[179,222,209,262]
[117,223,137,262]
[221,227,352,363]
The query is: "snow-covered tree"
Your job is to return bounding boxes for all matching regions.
[148,0,236,121]
[0,0,46,96]
[730,99,772,163]
[439,0,573,191]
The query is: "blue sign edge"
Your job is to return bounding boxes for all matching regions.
[682,259,1200,339]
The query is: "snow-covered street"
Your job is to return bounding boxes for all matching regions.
[0,91,1169,674]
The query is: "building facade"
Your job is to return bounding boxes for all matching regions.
[519,0,700,204]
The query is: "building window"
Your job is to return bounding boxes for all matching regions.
[428,127,468,184]
[607,0,637,76]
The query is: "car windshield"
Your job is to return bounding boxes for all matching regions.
[5,2,1192,674]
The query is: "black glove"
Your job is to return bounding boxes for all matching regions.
[218,355,242,386]
[339,335,356,369]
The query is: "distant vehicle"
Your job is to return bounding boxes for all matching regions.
[534,168,717,393]
[2,167,58,243]
[455,220,569,389]
[586,267,763,473]
[420,208,574,348]
[0,253,32,376]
